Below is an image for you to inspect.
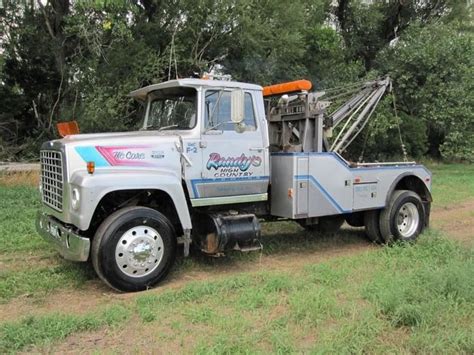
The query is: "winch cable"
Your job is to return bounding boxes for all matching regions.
[357,83,408,163]
[358,116,375,163]
[390,83,408,162]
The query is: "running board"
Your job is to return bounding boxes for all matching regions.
[190,193,268,207]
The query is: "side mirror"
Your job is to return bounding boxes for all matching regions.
[230,89,245,124]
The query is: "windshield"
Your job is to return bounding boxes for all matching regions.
[143,87,197,130]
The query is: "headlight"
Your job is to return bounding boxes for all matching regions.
[71,188,81,210]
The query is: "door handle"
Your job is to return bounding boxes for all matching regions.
[249,147,265,152]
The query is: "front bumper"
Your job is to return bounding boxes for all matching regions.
[36,212,90,262]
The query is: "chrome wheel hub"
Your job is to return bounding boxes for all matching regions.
[396,202,419,238]
[115,226,164,278]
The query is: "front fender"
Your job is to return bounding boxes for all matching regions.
[69,169,192,231]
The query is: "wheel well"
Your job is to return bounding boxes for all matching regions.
[393,175,432,203]
[86,189,182,238]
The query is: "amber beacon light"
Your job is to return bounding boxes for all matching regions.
[262,79,312,97]
[56,121,80,137]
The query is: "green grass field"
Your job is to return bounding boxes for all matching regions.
[427,163,474,207]
[0,164,473,353]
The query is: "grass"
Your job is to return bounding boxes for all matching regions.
[0,262,96,303]
[0,185,50,254]
[0,165,473,352]
[426,163,474,207]
[0,304,130,353]
[1,232,472,353]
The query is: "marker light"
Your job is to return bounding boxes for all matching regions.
[288,188,293,199]
[71,188,81,210]
[87,161,95,174]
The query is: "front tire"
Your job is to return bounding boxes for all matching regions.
[92,206,177,292]
[379,190,425,244]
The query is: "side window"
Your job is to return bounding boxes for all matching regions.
[205,90,257,131]
[243,93,257,129]
[205,90,232,130]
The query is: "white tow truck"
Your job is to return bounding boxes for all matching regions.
[37,77,432,291]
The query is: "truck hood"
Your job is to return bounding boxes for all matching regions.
[58,130,182,145]
[42,131,189,178]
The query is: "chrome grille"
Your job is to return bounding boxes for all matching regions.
[40,150,64,211]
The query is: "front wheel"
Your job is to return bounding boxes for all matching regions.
[91,206,177,292]
[379,190,425,244]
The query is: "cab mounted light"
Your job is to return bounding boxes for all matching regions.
[262,79,312,97]
[56,121,80,137]
[87,161,95,174]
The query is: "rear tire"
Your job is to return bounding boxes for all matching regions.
[345,212,365,227]
[364,210,383,244]
[92,206,177,292]
[379,190,425,244]
[298,215,344,235]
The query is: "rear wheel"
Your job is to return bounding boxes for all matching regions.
[345,212,365,227]
[298,215,344,235]
[379,190,425,243]
[364,210,383,244]
[92,206,177,292]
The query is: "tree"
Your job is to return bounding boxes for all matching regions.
[0,0,472,162]
[1,1,73,159]
[334,0,472,71]
[376,22,474,161]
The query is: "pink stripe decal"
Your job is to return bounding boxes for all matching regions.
[95,145,156,167]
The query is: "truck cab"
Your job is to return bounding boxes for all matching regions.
[36,78,432,292]
[129,79,271,206]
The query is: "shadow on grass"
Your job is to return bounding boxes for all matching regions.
[1,221,372,301]
[169,221,372,279]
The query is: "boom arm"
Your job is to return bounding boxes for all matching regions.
[327,77,390,153]
[266,77,391,156]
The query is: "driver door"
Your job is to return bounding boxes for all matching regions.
[195,89,268,200]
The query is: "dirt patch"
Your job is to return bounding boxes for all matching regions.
[0,251,59,273]
[36,313,202,354]
[0,279,112,322]
[0,170,39,187]
[431,199,474,246]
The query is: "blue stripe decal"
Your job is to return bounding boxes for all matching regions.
[295,174,351,213]
[75,146,110,167]
[191,176,269,198]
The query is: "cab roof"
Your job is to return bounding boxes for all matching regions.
[129,78,263,101]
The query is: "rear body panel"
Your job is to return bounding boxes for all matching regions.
[270,152,431,219]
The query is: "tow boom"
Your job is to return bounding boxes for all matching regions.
[265,77,391,156]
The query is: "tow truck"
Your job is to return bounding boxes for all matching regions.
[36,77,432,291]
